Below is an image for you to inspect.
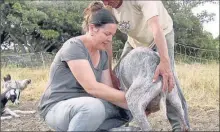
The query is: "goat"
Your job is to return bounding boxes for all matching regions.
[1,74,36,120]
[113,47,189,131]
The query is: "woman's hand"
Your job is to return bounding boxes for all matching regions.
[153,60,174,92]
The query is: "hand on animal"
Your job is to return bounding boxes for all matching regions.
[115,47,189,131]
[153,61,174,92]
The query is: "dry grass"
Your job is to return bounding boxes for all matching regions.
[1,67,49,102]
[175,62,219,109]
[1,63,219,109]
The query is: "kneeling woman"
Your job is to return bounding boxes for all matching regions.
[38,2,132,131]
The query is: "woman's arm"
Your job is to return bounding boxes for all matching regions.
[101,68,128,108]
[67,59,128,109]
[101,69,114,87]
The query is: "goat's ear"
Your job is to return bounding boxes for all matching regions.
[3,74,11,82]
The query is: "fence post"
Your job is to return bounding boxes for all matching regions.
[40,52,45,68]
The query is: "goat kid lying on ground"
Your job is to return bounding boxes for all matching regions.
[1,74,36,120]
[113,47,189,131]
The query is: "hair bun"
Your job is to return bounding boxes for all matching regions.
[90,1,104,12]
[82,1,115,33]
[84,2,104,16]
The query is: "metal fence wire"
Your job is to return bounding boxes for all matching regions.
[1,43,219,68]
[1,52,55,68]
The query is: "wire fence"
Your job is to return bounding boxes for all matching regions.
[1,52,55,68]
[1,43,219,68]
[174,43,219,64]
[113,43,219,64]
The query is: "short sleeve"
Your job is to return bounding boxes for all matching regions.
[60,39,88,62]
[136,1,159,22]
[102,51,109,70]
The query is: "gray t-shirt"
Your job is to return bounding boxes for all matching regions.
[38,38,109,119]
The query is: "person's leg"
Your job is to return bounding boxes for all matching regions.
[44,97,106,131]
[97,99,133,131]
[97,118,128,131]
[113,41,133,72]
[164,30,190,131]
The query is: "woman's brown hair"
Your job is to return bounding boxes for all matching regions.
[82,1,116,33]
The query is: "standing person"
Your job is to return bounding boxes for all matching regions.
[101,0,190,131]
[38,2,133,131]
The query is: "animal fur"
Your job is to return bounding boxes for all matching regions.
[114,47,189,131]
[1,74,35,120]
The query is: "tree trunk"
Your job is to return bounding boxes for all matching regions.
[9,33,27,53]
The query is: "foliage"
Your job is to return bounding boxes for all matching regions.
[0,1,219,61]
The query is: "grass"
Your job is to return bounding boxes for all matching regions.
[1,63,219,109]
[1,67,49,102]
[175,62,219,109]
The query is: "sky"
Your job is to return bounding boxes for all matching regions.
[192,2,219,38]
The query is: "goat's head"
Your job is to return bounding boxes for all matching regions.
[5,88,21,105]
[2,74,31,91]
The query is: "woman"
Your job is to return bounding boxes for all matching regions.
[101,0,190,131]
[38,2,132,131]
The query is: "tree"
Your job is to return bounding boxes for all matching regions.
[1,0,218,61]
[0,1,90,53]
[162,1,218,60]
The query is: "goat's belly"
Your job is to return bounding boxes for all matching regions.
[145,94,162,113]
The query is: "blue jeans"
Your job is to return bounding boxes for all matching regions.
[45,97,132,131]
[115,30,190,131]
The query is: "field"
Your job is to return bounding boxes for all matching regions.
[1,63,219,131]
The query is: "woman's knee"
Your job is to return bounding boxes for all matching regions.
[75,98,106,121]
[45,97,106,131]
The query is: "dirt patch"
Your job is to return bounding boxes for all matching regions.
[1,101,219,131]
[147,105,219,131]
[1,101,51,131]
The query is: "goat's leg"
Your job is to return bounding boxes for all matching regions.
[14,100,20,105]
[167,87,189,131]
[128,101,151,131]
[1,116,13,120]
[4,108,20,118]
[126,79,162,131]
[13,110,36,114]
